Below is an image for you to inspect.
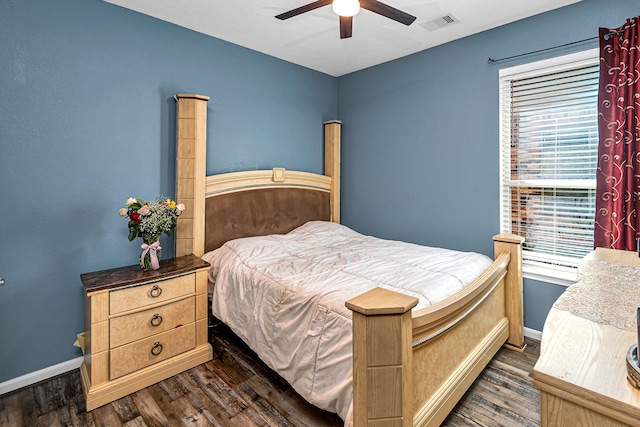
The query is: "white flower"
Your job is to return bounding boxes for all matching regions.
[126,197,137,206]
[119,208,128,217]
[176,203,185,212]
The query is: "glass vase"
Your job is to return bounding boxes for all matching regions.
[140,239,162,271]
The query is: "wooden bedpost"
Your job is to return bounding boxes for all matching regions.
[175,94,209,258]
[346,287,418,427]
[493,234,525,351]
[324,120,341,224]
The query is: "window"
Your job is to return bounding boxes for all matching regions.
[499,49,599,285]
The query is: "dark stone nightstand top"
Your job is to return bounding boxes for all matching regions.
[81,254,210,293]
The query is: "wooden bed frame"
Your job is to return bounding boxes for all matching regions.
[173,94,525,427]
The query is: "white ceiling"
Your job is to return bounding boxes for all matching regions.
[104,0,582,77]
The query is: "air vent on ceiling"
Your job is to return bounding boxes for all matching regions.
[420,13,459,31]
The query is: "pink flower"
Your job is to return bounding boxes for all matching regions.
[138,205,151,216]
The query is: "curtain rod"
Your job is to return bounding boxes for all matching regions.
[487,29,626,64]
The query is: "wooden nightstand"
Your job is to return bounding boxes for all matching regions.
[79,254,212,411]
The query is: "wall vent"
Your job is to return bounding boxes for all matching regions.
[420,13,459,31]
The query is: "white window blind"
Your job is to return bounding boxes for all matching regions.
[499,50,599,283]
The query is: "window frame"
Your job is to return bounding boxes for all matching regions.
[498,48,599,287]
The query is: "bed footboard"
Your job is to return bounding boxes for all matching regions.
[346,234,524,427]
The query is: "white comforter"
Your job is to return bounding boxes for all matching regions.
[202,221,493,425]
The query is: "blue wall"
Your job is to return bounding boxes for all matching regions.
[337,0,639,331]
[0,0,336,382]
[1,0,638,384]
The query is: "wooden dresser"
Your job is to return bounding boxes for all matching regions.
[80,254,212,411]
[533,248,640,426]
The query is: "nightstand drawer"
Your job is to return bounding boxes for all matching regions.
[109,296,195,348]
[109,323,195,380]
[109,274,195,315]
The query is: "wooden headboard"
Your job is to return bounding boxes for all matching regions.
[173,94,341,257]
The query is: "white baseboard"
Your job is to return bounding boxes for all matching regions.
[524,326,542,342]
[0,356,83,396]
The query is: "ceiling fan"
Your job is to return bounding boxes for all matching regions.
[275,0,417,39]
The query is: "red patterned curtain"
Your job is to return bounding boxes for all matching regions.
[594,17,640,250]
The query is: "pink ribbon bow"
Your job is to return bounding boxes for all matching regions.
[141,241,161,270]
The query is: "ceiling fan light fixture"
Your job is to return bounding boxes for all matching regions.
[332,0,360,17]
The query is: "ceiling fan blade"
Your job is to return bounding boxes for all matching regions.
[360,0,416,26]
[275,0,333,20]
[340,16,353,39]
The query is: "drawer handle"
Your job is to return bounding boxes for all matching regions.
[150,313,163,327]
[151,342,163,356]
[149,284,162,298]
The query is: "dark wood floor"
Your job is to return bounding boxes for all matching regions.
[0,324,540,427]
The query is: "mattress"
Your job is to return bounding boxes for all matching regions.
[202,221,493,425]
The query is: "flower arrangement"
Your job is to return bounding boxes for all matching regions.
[120,196,185,270]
